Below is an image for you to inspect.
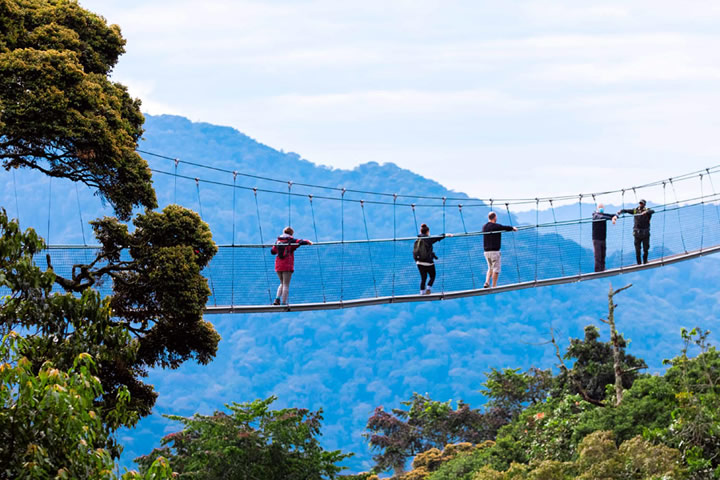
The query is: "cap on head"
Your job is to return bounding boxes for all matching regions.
[639,199,646,206]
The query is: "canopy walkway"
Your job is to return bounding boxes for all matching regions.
[34,155,720,314]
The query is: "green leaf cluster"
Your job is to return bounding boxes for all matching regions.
[136,396,353,480]
[0,332,173,479]
[0,0,155,220]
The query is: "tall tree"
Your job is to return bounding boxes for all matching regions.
[0,208,219,419]
[0,0,155,220]
[365,393,489,476]
[135,396,353,480]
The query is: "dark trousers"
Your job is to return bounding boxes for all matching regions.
[634,230,650,264]
[593,239,607,272]
[417,264,436,290]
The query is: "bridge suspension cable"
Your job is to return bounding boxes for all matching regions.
[138,148,720,207]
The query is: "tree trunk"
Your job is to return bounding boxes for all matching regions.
[606,283,632,406]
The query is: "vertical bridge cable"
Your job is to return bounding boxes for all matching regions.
[707,168,720,226]
[578,194,583,276]
[700,174,705,252]
[549,199,564,276]
[458,204,477,289]
[174,158,179,204]
[47,177,52,244]
[392,194,397,297]
[662,182,667,261]
[231,172,237,307]
[669,178,688,253]
[309,195,327,303]
[442,197,446,293]
[505,203,521,283]
[411,204,418,232]
[75,183,87,246]
[360,201,379,297]
[196,178,217,305]
[620,190,626,269]
[340,188,345,302]
[534,199,539,283]
[254,188,273,304]
[12,169,20,224]
[288,181,292,227]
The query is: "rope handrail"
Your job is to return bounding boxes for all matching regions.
[138,148,720,207]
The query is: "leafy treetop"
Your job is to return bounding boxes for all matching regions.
[0,0,155,220]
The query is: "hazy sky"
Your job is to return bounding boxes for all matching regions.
[81,0,720,204]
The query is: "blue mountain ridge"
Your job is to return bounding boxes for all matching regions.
[1,114,719,474]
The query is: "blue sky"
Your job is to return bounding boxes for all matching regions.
[80,0,720,208]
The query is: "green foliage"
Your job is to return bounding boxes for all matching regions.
[136,396,352,479]
[365,393,489,475]
[0,332,172,479]
[573,375,676,445]
[470,431,684,480]
[553,325,647,404]
[662,328,720,478]
[0,209,220,420]
[0,0,155,220]
[480,367,552,423]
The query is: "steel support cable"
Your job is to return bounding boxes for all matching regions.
[254,188,273,303]
[360,201,379,297]
[288,181,292,227]
[662,182,667,261]
[411,204,418,232]
[47,177,52,244]
[549,199,565,276]
[196,179,217,305]
[174,158,179,204]
[700,174,705,252]
[707,168,720,226]
[578,194,583,275]
[309,195,327,303]
[620,190,626,268]
[12,169,20,224]
[535,199,539,283]
[458,204,477,289]
[442,197,446,293]
[231,172,237,306]
[340,188,346,302]
[505,203,521,283]
[151,165,718,210]
[670,178,688,253]
[74,183,87,246]
[138,148,720,206]
[392,194,397,297]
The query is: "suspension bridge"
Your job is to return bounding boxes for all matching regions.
[8,152,720,314]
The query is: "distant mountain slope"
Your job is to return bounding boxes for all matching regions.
[2,114,719,475]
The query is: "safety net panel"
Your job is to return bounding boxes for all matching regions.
[29,198,720,309]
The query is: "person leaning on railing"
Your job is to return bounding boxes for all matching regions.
[617,199,654,265]
[482,211,517,288]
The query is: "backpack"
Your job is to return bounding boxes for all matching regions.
[273,238,292,259]
[413,238,432,262]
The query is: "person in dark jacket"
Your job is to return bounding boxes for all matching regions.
[271,226,312,305]
[617,199,654,265]
[591,203,617,272]
[414,223,452,295]
[482,212,517,288]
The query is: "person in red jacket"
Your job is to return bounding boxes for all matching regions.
[271,226,312,305]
